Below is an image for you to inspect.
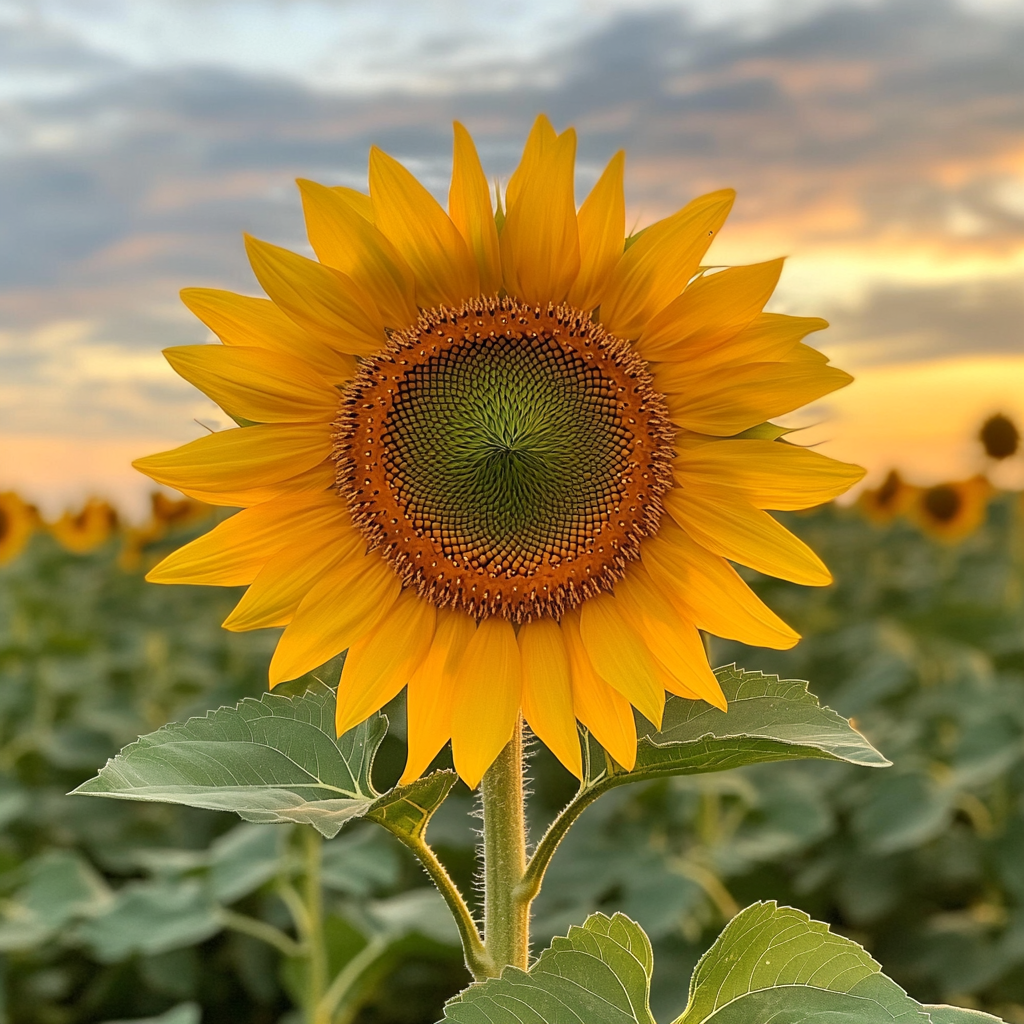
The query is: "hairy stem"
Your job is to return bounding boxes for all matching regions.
[481,718,530,973]
[402,834,492,980]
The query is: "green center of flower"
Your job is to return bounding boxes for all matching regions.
[337,297,672,620]
[384,331,632,574]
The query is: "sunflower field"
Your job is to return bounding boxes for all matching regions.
[0,481,1021,1024]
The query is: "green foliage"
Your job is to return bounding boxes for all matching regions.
[74,685,387,837]
[442,904,1004,1024]
[3,495,1024,1022]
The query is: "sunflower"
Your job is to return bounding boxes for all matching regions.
[136,116,862,787]
[50,498,119,555]
[912,476,992,543]
[858,469,919,525]
[0,492,39,565]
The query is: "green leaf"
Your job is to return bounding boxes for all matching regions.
[441,912,655,1024]
[366,770,458,842]
[77,880,221,961]
[924,1007,1009,1024]
[676,901,927,1023]
[590,666,888,791]
[0,851,111,951]
[73,683,459,842]
[72,685,384,838]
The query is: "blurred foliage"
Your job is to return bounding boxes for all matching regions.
[0,493,1021,1022]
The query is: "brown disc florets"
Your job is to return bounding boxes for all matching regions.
[334,296,674,622]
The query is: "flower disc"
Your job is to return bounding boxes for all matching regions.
[335,297,673,621]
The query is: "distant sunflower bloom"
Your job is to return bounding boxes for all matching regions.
[858,469,919,525]
[49,498,119,555]
[137,117,862,787]
[979,413,1019,461]
[0,492,39,565]
[912,476,992,543]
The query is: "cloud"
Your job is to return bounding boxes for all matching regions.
[2,0,1024,481]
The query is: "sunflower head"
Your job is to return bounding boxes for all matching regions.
[50,498,119,555]
[137,115,863,787]
[858,469,919,525]
[0,492,38,566]
[913,476,992,543]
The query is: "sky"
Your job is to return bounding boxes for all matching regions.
[2,0,1024,515]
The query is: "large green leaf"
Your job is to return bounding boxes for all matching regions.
[441,912,655,1024]
[527,667,889,895]
[924,1009,1008,1024]
[72,684,454,841]
[441,905,983,1024]
[76,879,222,961]
[675,901,927,1023]
[622,665,889,785]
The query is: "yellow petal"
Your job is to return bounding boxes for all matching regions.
[336,590,436,735]
[369,147,478,307]
[505,114,557,210]
[163,345,338,424]
[567,150,626,312]
[600,189,735,339]
[147,495,337,586]
[664,486,832,586]
[658,346,854,436]
[500,127,580,306]
[401,609,476,784]
[450,618,521,788]
[223,523,364,631]
[179,459,335,509]
[641,519,799,650]
[673,440,865,511]
[179,288,356,384]
[245,235,385,357]
[449,122,502,296]
[673,312,828,376]
[561,610,637,771]
[134,424,330,494]
[519,618,582,779]
[635,259,783,362]
[578,592,664,728]
[298,178,418,330]
[331,186,374,221]
[269,552,401,685]
[615,566,726,709]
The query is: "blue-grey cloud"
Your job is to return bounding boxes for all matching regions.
[2,0,1024,443]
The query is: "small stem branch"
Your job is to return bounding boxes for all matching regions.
[217,907,305,959]
[520,784,605,905]
[670,859,740,921]
[301,828,328,1024]
[481,718,529,973]
[402,835,491,980]
[317,934,389,1024]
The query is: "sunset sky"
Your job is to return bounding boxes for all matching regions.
[2,0,1024,516]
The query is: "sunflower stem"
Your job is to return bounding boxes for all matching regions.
[480,717,530,973]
